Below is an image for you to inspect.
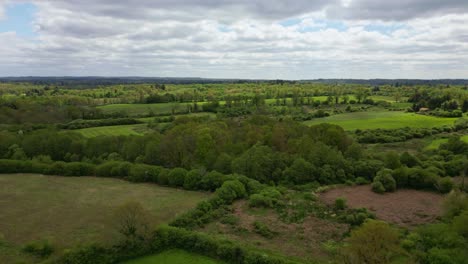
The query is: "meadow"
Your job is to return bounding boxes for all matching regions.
[97,102,195,116]
[124,249,224,264]
[76,123,149,138]
[303,111,458,130]
[0,174,209,263]
[425,134,468,150]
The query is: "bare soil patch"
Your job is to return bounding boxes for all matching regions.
[320,185,444,227]
[200,201,349,263]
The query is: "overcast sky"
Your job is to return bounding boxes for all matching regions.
[0,0,467,79]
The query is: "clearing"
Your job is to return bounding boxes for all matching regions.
[0,174,209,262]
[124,249,224,264]
[303,111,457,130]
[320,185,444,227]
[199,201,348,263]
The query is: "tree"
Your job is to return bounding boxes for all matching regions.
[355,87,369,103]
[113,201,152,243]
[340,220,403,264]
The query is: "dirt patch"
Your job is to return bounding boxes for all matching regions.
[200,200,349,262]
[320,185,444,227]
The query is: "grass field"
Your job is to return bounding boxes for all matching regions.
[124,249,224,264]
[0,174,209,263]
[97,102,194,116]
[303,111,458,130]
[425,134,468,150]
[76,123,149,137]
[137,112,217,123]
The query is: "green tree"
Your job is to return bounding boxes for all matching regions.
[341,220,403,264]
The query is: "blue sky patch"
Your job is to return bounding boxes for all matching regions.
[0,2,37,37]
[363,24,406,35]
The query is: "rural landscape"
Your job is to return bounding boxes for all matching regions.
[0,77,467,264]
[1,0,468,264]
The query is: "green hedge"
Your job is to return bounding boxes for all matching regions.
[53,226,303,264]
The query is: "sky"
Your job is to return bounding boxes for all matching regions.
[0,0,467,79]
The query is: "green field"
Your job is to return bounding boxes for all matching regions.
[76,123,149,137]
[98,102,194,116]
[124,249,224,264]
[137,112,217,123]
[425,135,468,150]
[303,111,458,131]
[0,174,209,263]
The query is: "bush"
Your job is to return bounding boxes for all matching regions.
[58,244,114,264]
[183,169,203,190]
[128,164,161,183]
[95,161,131,178]
[216,180,247,203]
[437,177,454,194]
[248,187,282,208]
[200,171,226,191]
[335,197,347,210]
[168,168,187,187]
[156,168,170,185]
[355,177,369,185]
[22,240,54,258]
[372,181,385,194]
[253,221,276,239]
[373,169,396,192]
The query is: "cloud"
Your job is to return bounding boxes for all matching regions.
[328,0,468,21]
[0,1,467,78]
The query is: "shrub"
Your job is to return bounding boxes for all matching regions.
[168,168,188,187]
[22,240,54,258]
[128,164,161,183]
[156,168,170,185]
[95,161,131,178]
[374,169,396,192]
[200,171,226,191]
[355,177,369,185]
[335,197,347,210]
[253,221,276,238]
[216,180,247,203]
[248,187,282,208]
[183,169,203,190]
[372,181,385,194]
[58,244,113,264]
[437,177,454,194]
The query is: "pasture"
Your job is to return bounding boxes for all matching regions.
[124,249,224,264]
[303,111,458,130]
[0,174,209,262]
[97,102,195,116]
[425,134,468,150]
[76,123,149,138]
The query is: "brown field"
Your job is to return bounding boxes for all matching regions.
[320,185,444,227]
[200,201,349,263]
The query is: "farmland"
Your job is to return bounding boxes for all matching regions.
[0,174,209,262]
[303,111,458,130]
[76,123,150,137]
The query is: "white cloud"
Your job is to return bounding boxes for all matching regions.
[0,1,467,78]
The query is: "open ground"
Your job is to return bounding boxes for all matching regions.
[320,185,444,227]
